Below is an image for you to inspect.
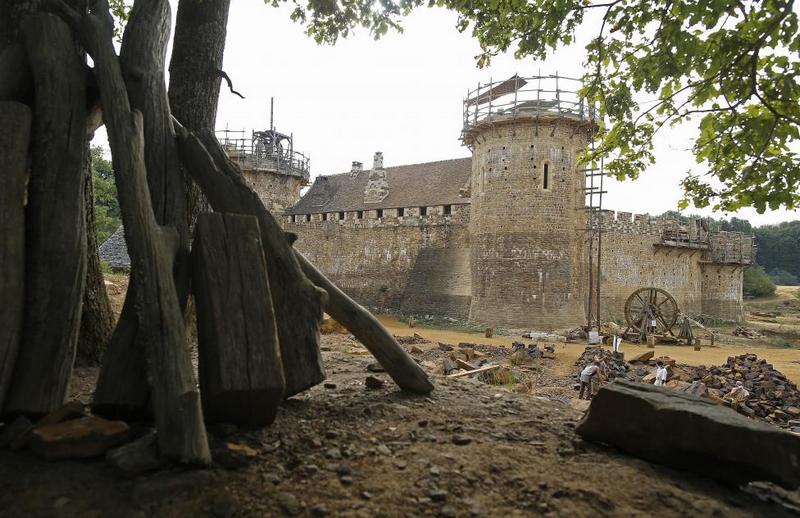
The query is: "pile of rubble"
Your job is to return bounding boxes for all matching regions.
[574,347,630,381]
[690,354,800,427]
[732,326,764,339]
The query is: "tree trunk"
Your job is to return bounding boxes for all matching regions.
[4,13,87,417]
[93,0,190,418]
[0,101,31,414]
[176,126,327,397]
[52,0,210,463]
[77,142,114,366]
[192,213,285,426]
[168,0,232,227]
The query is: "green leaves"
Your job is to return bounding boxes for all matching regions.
[285,0,799,213]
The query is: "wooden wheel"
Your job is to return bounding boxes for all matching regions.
[624,287,679,335]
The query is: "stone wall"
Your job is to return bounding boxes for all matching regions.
[242,169,305,215]
[598,210,744,323]
[701,264,744,321]
[286,204,471,319]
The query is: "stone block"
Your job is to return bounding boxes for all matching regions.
[628,351,654,363]
[106,432,165,476]
[29,416,129,460]
[577,380,800,488]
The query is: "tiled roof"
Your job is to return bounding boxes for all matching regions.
[287,157,472,215]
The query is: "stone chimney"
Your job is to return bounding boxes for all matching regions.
[349,161,363,177]
[364,151,389,203]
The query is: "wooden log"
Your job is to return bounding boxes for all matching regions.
[0,101,31,413]
[447,364,499,378]
[191,213,285,426]
[175,126,326,398]
[50,1,210,464]
[94,0,188,419]
[4,14,87,417]
[296,254,435,394]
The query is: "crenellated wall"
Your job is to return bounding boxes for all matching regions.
[597,210,748,323]
[286,204,472,319]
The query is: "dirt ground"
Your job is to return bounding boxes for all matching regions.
[3,333,800,517]
[3,280,800,516]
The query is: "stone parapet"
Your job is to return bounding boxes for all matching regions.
[286,203,470,228]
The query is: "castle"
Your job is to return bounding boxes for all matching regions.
[100,74,755,331]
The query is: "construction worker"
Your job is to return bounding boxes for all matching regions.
[579,360,600,400]
[654,361,668,386]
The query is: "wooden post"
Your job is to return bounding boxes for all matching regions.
[192,213,285,426]
[0,101,31,413]
[175,126,327,397]
[175,126,434,395]
[4,15,86,417]
[49,1,210,464]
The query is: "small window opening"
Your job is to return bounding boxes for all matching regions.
[398,207,405,217]
[305,214,311,222]
[291,215,296,223]
[443,205,452,216]
[420,206,428,216]
[339,211,345,220]
[543,162,550,189]
[322,213,328,221]
[377,209,383,218]
[357,210,363,219]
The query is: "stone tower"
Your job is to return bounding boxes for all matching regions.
[462,74,596,330]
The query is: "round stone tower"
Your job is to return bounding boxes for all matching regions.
[463,74,596,330]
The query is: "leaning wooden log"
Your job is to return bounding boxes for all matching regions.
[296,255,435,394]
[192,213,285,426]
[175,125,327,398]
[174,125,433,396]
[49,1,210,464]
[4,14,87,418]
[93,0,188,419]
[0,101,31,413]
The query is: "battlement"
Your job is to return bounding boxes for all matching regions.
[285,203,470,228]
[598,209,755,264]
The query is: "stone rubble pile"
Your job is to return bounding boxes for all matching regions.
[574,347,630,381]
[732,326,764,339]
[691,354,800,428]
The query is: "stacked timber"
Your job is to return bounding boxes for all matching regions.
[691,354,800,427]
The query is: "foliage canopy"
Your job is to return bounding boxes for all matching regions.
[286,0,800,214]
[743,264,777,297]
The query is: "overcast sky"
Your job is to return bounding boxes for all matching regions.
[96,1,798,226]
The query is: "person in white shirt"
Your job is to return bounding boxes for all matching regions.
[612,335,622,354]
[654,361,668,386]
[579,361,600,400]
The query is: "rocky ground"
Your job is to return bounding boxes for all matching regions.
[2,334,800,517]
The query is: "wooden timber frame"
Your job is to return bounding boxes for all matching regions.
[0,0,432,466]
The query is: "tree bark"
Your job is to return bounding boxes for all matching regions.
[51,0,210,463]
[93,0,189,418]
[192,213,285,426]
[0,101,31,414]
[4,13,87,417]
[176,126,327,397]
[77,142,114,366]
[168,0,231,227]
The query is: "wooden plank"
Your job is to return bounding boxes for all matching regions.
[447,364,499,378]
[0,101,31,414]
[175,127,326,397]
[4,14,86,417]
[192,213,285,426]
[52,2,210,464]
